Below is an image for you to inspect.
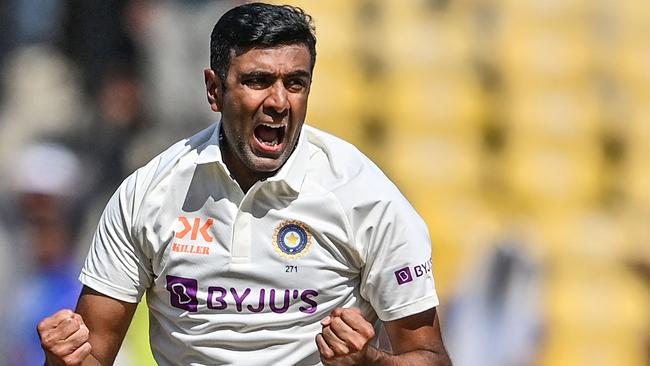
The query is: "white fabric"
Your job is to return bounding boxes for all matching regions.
[80,123,439,366]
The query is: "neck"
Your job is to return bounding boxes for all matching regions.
[220,135,273,194]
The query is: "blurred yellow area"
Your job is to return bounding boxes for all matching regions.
[124,1,650,365]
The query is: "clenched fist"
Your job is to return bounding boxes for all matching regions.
[38,309,92,366]
[316,307,376,366]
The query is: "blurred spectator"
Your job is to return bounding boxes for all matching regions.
[0,0,67,102]
[127,0,240,141]
[65,0,138,96]
[0,45,85,192]
[66,63,146,197]
[3,143,85,366]
[444,242,544,366]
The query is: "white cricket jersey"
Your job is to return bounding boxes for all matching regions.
[80,123,439,366]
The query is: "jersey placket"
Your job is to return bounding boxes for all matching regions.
[229,180,265,265]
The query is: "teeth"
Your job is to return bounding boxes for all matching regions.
[255,123,284,148]
[261,139,279,146]
[261,123,285,129]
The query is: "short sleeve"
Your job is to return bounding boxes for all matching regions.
[79,170,153,303]
[355,196,439,321]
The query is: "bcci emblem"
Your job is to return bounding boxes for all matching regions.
[272,220,312,259]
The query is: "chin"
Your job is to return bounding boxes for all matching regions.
[249,157,284,173]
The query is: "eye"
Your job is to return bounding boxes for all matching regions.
[285,78,308,92]
[242,76,272,89]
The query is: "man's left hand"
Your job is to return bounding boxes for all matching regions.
[316,307,376,366]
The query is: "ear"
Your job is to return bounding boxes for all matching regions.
[204,68,222,113]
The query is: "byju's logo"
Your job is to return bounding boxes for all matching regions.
[166,275,199,312]
[394,258,433,286]
[165,275,320,314]
[394,267,413,285]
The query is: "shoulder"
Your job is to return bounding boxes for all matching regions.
[302,125,418,224]
[114,123,218,215]
[303,125,404,203]
[140,123,217,184]
[303,126,430,260]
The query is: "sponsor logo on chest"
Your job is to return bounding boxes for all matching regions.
[172,216,215,255]
[166,275,319,314]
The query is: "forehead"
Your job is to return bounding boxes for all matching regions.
[228,44,312,75]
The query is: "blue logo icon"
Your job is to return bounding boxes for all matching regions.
[273,220,312,259]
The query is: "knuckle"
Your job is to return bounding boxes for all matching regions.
[72,313,84,324]
[41,334,57,349]
[58,309,73,316]
[64,318,81,331]
[332,343,348,355]
[330,316,343,328]
[40,339,52,350]
[333,318,348,331]
[79,326,90,339]
[70,340,87,354]
[349,339,364,352]
[37,320,48,333]
[322,350,335,360]
[322,326,333,338]
[51,342,70,356]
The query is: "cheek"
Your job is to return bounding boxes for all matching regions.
[221,99,250,128]
[289,94,309,114]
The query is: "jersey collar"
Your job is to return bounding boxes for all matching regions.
[195,122,308,193]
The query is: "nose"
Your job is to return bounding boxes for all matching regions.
[265,80,289,114]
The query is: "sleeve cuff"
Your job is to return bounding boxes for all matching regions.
[79,271,142,304]
[375,293,440,322]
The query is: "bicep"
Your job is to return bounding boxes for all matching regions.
[384,307,446,355]
[75,285,138,365]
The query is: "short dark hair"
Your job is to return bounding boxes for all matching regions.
[210,2,316,82]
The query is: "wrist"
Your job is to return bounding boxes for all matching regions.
[360,346,384,365]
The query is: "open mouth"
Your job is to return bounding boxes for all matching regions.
[253,124,286,153]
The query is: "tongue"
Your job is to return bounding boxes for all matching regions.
[256,125,279,145]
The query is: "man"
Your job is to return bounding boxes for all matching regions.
[5,143,84,366]
[38,3,452,365]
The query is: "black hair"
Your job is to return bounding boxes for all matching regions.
[210,2,316,82]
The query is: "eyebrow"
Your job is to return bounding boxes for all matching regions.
[240,70,311,79]
[286,70,312,79]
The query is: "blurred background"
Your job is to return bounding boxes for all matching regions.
[0,0,648,365]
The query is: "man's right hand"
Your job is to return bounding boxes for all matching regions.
[38,309,92,366]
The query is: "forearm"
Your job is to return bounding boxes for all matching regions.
[362,346,452,366]
[44,353,103,366]
[81,354,104,366]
